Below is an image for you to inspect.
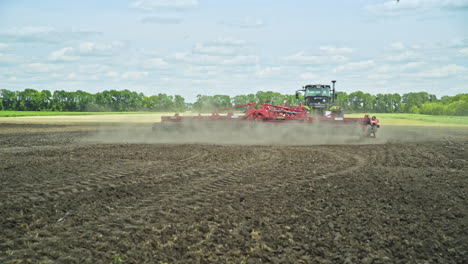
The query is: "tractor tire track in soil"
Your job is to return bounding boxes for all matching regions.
[0,125,467,264]
[0,145,210,201]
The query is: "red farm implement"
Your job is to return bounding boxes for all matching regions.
[154,103,380,138]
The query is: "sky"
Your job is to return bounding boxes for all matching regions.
[0,0,467,102]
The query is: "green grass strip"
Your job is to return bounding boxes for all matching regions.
[0,111,170,117]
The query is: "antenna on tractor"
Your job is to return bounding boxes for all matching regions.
[332,80,337,102]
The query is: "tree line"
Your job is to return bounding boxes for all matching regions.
[0,89,186,112]
[1,88,466,116]
[193,91,467,116]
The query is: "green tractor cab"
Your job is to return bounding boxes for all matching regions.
[296,80,343,117]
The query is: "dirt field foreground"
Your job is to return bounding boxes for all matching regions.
[0,122,467,264]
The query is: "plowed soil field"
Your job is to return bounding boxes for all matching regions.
[0,123,467,264]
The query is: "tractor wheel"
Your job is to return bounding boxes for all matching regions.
[366,124,378,138]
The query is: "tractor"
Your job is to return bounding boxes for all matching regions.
[295,80,344,117]
[154,80,380,138]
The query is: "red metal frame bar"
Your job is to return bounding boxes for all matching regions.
[160,103,380,130]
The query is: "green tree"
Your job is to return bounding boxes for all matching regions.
[143,95,157,110]
[408,105,420,114]
[232,95,249,106]
[348,91,365,112]
[173,95,186,112]
[255,91,284,105]
[193,95,210,112]
[448,100,468,116]
[246,94,257,104]
[154,93,174,112]
[402,92,436,112]
[16,88,39,110]
[389,93,402,113]
[38,90,52,110]
[362,92,374,112]
[419,95,468,116]
[335,91,349,110]
[373,94,386,113]
[284,94,299,106]
[0,89,17,110]
[212,95,232,109]
[74,90,94,111]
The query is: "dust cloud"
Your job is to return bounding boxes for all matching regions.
[81,121,468,146]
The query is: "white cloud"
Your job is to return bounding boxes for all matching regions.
[0,26,100,43]
[13,26,53,35]
[334,60,376,72]
[366,0,468,14]
[140,15,182,24]
[106,71,119,78]
[142,57,170,69]
[387,42,407,51]
[105,71,121,81]
[0,43,8,50]
[184,65,221,76]
[319,46,353,54]
[49,47,80,62]
[221,17,266,28]
[174,37,256,66]
[193,43,236,56]
[376,65,393,74]
[175,53,221,65]
[8,76,17,81]
[376,62,426,74]
[78,42,101,53]
[175,51,260,67]
[384,51,418,62]
[65,73,77,80]
[122,71,149,80]
[284,52,347,65]
[209,38,246,47]
[255,67,282,77]
[223,55,259,66]
[401,61,427,71]
[77,41,123,56]
[48,42,123,62]
[418,64,467,78]
[284,53,319,64]
[0,53,18,66]
[300,73,319,80]
[131,0,198,11]
[460,47,468,56]
[26,63,64,73]
[383,42,428,62]
[160,76,173,82]
[192,38,248,56]
[77,64,111,74]
[58,72,99,81]
[445,38,466,48]
[367,73,392,80]
[174,52,189,60]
